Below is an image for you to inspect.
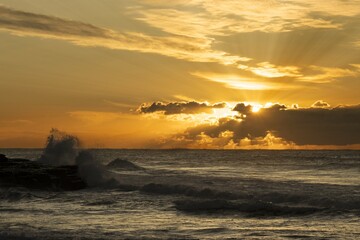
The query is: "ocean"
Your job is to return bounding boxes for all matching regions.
[0,149,359,239]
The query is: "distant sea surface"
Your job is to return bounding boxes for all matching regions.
[0,149,359,239]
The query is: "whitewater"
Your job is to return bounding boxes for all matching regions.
[0,149,359,239]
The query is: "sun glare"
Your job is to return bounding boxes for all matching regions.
[212,108,236,118]
[252,105,261,113]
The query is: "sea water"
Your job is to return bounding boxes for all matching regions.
[0,149,359,239]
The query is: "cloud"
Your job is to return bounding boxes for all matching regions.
[192,62,360,91]
[243,63,357,83]
[154,129,295,149]
[0,6,249,66]
[197,0,353,32]
[153,102,360,148]
[191,72,288,90]
[248,62,302,78]
[138,101,226,115]
[137,0,357,36]
[350,64,360,71]
[299,65,358,83]
[135,0,360,82]
[311,100,331,108]
[232,103,253,115]
[1,4,357,89]
[135,8,234,38]
[0,6,108,36]
[238,132,295,149]
[0,119,33,125]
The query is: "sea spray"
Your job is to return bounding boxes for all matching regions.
[39,128,79,166]
[38,129,117,187]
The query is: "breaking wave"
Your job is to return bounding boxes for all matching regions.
[38,129,117,187]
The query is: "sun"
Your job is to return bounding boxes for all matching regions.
[252,105,261,113]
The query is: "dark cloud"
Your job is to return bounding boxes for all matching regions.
[232,103,287,116]
[166,102,360,146]
[232,103,252,115]
[0,6,107,38]
[139,101,226,115]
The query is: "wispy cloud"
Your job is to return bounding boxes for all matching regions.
[137,0,356,36]
[135,8,233,38]
[0,6,249,66]
[299,65,358,83]
[192,62,360,89]
[191,72,295,90]
[1,4,358,87]
[134,0,360,77]
[247,62,302,78]
[0,119,33,125]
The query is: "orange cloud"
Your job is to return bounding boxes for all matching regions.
[0,6,249,66]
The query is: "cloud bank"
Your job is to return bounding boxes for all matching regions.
[139,101,360,148]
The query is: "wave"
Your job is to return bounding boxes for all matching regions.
[140,183,239,199]
[131,182,360,214]
[83,199,116,206]
[173,199,325,216]
[138,184,330,216]
[0,189,58,202]
[0,190,34,202]
[37,129,117,188]
[117,184,139,192]
[193,227,228,234]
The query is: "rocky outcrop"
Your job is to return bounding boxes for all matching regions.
[107,158,144,170]
[0,154,86,191]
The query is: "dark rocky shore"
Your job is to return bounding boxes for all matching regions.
[0,154,86,191]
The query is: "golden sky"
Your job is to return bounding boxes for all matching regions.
[0,0,360,148]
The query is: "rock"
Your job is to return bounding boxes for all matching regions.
[107,158,143,170]
[0,154,86,191]
[0,154,7,162]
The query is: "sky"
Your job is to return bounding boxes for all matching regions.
[0,0,360,149]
